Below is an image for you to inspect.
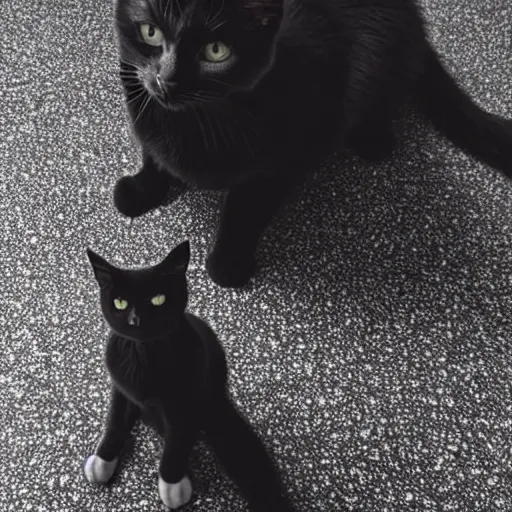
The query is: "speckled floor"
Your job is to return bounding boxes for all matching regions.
[1,0,511,511]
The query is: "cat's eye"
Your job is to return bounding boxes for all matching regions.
[113,298,128,310]
[140,23,164,47]
[203,42,232,63]
[151,294,166,306]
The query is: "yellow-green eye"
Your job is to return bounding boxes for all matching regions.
[203,42,232,63]
[113,298,128,310]
[151,294,166,306]
[140,23,164,47]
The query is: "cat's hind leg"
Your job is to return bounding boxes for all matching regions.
[114,152,185,218]
[84,386,140,485]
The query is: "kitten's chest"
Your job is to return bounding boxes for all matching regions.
[105,337,183,405]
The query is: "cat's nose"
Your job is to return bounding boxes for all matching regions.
[127,308,140,327]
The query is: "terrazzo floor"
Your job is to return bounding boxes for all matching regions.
[1,0,512,511]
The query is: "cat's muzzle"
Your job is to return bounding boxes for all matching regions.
[154,74,180,110]
[127,308,140,327]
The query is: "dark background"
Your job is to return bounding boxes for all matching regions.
[0,0,511,510]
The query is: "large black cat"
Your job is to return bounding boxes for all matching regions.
[112,0,512,288]
[84,241,295,511]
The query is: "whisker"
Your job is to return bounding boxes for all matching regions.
[123,83,143,91]
[120,58,140,69]
[218,101,256,157]
[182,91,215,103]
[208,0,225,28]
[133,95,152,125]
[162,0,169,19]
[222,111,242,150]
[205,77,235,89]
[119,65,140,73]
[175,0,183,17]
[125,84,145,95]
[236,121,255,157]
[191,105,209,151]
[206,0,215,25]
[210,20,228,31]
[121,76,142,83]
[204,109,219,153]
[190,92,256,155]
[120,72,140,80]
[217,97,261,138]
[212,110,231,151]
[127,89,147,105]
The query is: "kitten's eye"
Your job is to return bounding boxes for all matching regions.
[203,42,232,63]
[140,24,164,47]
[151,294,166,306]
[113,298,128,310]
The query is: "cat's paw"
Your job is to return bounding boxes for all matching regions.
[114,175,169,218]
[206,249,256,288]
[84,454,118,485]
[158,475,193,509]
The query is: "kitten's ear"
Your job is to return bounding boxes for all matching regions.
[161,241,190,275]
[87,249,116,288]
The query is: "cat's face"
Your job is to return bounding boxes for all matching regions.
[87,241,190,342]
[115,0,283,111]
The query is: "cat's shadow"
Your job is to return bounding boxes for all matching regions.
[249,119,511,319]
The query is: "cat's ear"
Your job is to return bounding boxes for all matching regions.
[161,241,190,275]
[87,249,116,288]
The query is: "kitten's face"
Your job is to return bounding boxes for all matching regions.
[115,0,283,111]
[87,241,190,342]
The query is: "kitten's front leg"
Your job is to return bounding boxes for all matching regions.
[84,386,140,485]
[114,152,185,218]
[207,177,292,288]
[158,419,198,509]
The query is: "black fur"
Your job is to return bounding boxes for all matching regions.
[85,241,294,511]
[113,0,512,287]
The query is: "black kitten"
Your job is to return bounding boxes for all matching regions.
[84,241,294,511]
[113,0,512,288]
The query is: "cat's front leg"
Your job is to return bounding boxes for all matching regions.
[158,419,198,509]
[84,386,140,485]
[114,151,185,218]
[207,177,292,288]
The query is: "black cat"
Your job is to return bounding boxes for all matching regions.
[84,241,294,511]
[112,0,512,288]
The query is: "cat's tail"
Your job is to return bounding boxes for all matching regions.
[205,398,295,512]
[415,46,512,178]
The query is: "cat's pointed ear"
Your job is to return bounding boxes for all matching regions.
[87,249,116,288]
[161,241,190,275]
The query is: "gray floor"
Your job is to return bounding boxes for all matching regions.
[1,0,511,511]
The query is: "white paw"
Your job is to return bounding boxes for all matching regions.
[158,475,193,509]
[84,454,118,484]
